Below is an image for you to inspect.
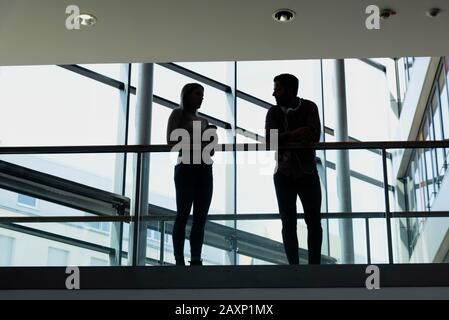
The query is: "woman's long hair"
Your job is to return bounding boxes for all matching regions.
[180,83,204,110]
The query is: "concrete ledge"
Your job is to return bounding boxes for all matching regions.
[2,287,449,300]
[1,264,449,290]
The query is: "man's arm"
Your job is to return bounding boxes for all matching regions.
[286,102,321,143]
[265,108,298,144]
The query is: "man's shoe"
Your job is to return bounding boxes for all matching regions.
[189,259,203,266]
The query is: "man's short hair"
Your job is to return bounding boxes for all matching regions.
[273,74,299,95]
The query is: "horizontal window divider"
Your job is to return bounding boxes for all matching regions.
[0,215,130,223]
[0,222,114,255]
[58,65,124,90]
[120,251,169,266]
[391,211,449,218]
[153,95,232,129]
[236,90,273,109]
[158,63,232,93]
[324,160,394,191]
[235,127,265,142]
[324,127,393,159]
[358,58,387,73]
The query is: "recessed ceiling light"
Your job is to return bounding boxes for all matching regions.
[273,9,296,23]
[76,13,97,26]
[426,8,441,18]
[379,8,396,20]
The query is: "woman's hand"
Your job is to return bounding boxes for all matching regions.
[203,124,218,157]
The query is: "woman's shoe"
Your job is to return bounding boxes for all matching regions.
[175,257,185,266]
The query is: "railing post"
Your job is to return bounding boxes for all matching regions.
[130,152,143,266]
[128,63,153,266]
[382,148,394,264]
[335,59,355,264]
[109,63,132,266]
[159,221,165,265]
[365,218,371,264]
[225,61,237,265]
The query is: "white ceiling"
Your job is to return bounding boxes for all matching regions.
[1,0,449,66]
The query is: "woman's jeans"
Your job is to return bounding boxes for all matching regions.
[173,163,213,261]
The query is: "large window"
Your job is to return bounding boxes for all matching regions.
[344,59,392,141]
[404,62,449,214]
[237,60,322,107]
[0,65,123,192]
[153,64,231,122]
[397,57,416,100]
[0,65,120,146]
[439,61,449,161]
[2,56,444,267]
[400,60,449,260]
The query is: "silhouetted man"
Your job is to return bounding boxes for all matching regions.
[265,74,322,264]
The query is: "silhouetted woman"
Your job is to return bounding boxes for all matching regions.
[166,83,215,266]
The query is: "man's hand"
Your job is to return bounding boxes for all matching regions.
[285,127,313,143]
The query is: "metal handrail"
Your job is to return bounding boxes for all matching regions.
[2,210,449,224]
[0,140,448,154]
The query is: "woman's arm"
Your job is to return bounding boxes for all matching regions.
[166,109,183,145]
